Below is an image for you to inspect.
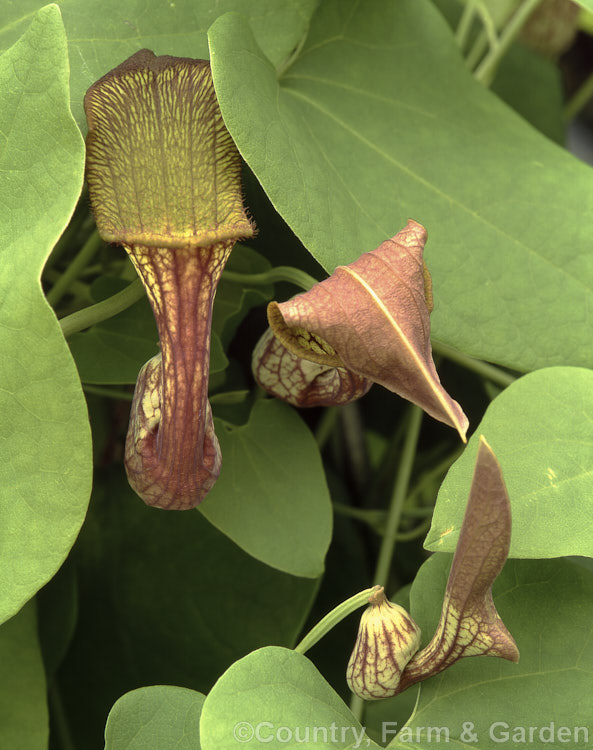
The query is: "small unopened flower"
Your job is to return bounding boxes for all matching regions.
[347,587,421,700]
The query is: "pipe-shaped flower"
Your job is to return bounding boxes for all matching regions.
[255,220,468,439]
[84,50,254,509]
[395,436,519,694]
[348,437,519,700]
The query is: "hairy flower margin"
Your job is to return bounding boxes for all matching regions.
[85,50,254,510]
[347,437,519,700]
[253,220,469,441]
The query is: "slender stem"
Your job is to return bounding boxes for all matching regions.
[59,278,145,338]
[465,28,488,70]
[475,0,499,55]
[455,0,478,51]
[349,694,365,724]
[333,502,432,541]
[46,230,103,307]
[294,587,380,655]
[373,406,423,589]
[403,505,435,518]
[222,266,317,291]
[564,70,593,123]
[83,384,133,401]
[45,209,88,274]
[394,516,433,543]
[49,680,76,750]
[44,268,92,303]
[474,0,543,85]
[431,340,516,387]
[333,502,386,526]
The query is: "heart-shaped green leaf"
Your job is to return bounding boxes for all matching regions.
[0,4,91,624]
[200,646,380,749]
[104,686,205,750]
[200,399,332,578]
[209,2,593,372]
[0,0,319,131]
[426,367,593,559]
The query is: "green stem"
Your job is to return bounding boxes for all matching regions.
[294,586,380,655]
[222,266,317,291]
[475,0,499,55]
[474,0,543,85]
[59,278,145,338]
[83,384,133,401]
[465,28,488,70]
[350,694,365,725]
[455,0,478,51]
[333,502,386,526]
[403,505,435,518]
[46,231,103,307]
[45,210,88,274]
[394,516,433,543]
[564,70,593,123]
[44,268,93,304]
[373,406,423,589]
[49,680,76,750]
[333,502,432,541]
[431,340,516,387]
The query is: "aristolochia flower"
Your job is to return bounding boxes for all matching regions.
[85,50,254,509]
[347,437,519,700]
[253,220,468,440]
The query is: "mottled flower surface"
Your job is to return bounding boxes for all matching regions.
[85,50,254,509]
[256,220,468,439]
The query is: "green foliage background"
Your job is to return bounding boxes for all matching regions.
[1,1,592,748]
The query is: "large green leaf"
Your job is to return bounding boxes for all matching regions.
[426,367,593,559]
[57,469,319,747]
[388,555,593,748]
[0,602,47,749]
[209,1,593,373]
[104,686,205,750]
[0,5,91,624]
[200,399,332,578]
[0,0,319,131]
[200,646,380,750]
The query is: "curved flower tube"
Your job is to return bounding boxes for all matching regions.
[84,50,254,509]
[347,437,519,700]
[253,220,468,440]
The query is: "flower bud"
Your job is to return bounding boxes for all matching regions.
[346,587,421,701]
